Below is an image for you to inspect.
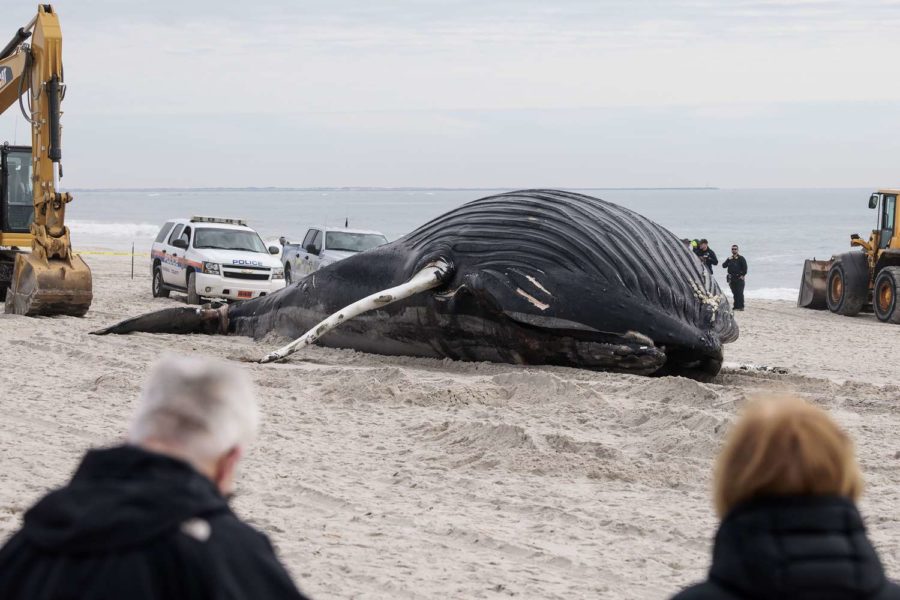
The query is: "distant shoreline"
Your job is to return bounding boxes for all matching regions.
[69,186,721,193]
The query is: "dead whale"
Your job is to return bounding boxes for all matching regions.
[93,190,738,379]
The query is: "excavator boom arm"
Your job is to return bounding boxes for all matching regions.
[2,5,92,316]
[0,51,28,117]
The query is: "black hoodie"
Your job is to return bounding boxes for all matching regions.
[670,496,900,600]
[0,445,309,599]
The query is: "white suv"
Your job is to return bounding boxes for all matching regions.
[282,226,388,283]
[151,216,286,304]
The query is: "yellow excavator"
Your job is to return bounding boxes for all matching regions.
[799,190,900,322]
[0,4,91,316]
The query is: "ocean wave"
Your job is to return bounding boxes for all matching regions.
[744,287,798,301]
[748,254,795,264]
[68,220,160,240]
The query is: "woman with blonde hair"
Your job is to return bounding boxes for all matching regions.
[671,396,900,599]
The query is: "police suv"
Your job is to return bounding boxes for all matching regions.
[150,216,285,304]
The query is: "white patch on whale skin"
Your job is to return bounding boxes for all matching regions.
[516,288,550,311]
[623,330,654,346]
[434,286,463,300]
[525,275,551,296]
[689,279,724,321]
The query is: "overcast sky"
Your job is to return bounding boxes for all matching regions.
[0,0,898,188]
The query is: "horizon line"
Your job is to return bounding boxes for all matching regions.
[69,186,724,193]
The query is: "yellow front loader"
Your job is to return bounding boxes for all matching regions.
[799,190,900,323]
[0,4,91,316]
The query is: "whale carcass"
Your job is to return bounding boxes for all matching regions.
[94,190,738,379]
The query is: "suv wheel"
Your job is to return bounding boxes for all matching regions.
[152,266,170,298]
[186,271,201,305]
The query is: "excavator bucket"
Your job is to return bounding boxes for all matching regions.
[797,258,831,310]
[4,251,92,316]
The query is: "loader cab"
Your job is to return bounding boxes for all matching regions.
[0,145,33,234]
[870,190,899,250]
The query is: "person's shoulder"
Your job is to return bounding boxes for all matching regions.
[669,580,742,600]
[168,511,277,565]
[206,510,273,551]
[0,529,27,557]
[189,512,309,598]
[668,583,707,600]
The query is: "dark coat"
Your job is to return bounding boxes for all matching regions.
[694,246,718,273]
[722,255,748,279]
[0,445,309,600]
[671,496,900,600]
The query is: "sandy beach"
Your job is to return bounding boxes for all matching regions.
[2,253,900,599]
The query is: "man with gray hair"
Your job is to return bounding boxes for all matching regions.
[0,355,309,599]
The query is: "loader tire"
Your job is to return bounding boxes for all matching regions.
[873,267,900,323]
[826,255,867,316]
[186,271,201,305]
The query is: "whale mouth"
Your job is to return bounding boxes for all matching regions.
[494,314,722,378]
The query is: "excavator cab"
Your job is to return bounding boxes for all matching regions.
[1,144,34,233]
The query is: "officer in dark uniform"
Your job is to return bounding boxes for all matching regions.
[722,244,748,311]
[693,239,718,274]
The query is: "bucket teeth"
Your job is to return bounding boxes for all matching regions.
[4,252,92,317]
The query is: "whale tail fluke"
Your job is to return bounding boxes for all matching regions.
[91,305,228,336]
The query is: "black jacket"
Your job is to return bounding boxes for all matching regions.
[0,445,309,600]
[694,247,718,272]
[671,496,900,600]
[722,255,748,279]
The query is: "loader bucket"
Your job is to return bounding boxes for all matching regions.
[4,251,92,316]
[797,258,830,310]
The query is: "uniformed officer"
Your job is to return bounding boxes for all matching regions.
[722,244,748,311]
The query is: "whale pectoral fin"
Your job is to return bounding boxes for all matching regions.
[91,306,227,336]
[259,259,453,363]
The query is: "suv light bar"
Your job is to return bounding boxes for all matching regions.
[190,216,247,226]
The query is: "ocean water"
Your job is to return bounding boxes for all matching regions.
[65,188,877,300]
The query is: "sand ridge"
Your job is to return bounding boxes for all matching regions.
[2,254,900,599]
